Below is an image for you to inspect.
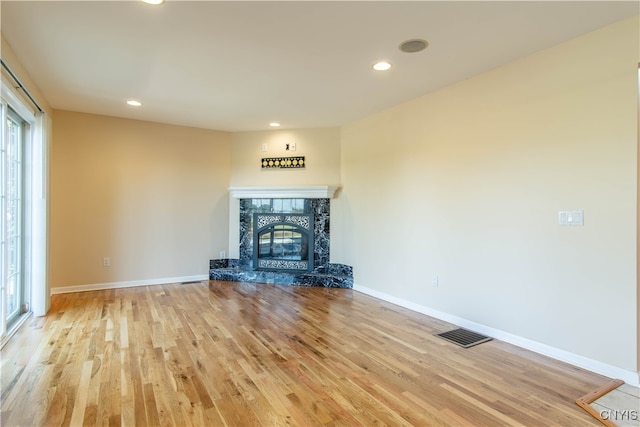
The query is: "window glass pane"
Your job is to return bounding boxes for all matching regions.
[3,110,24,324]
[282,199,292,213]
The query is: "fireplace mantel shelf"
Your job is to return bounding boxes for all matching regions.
[229,185,340,199]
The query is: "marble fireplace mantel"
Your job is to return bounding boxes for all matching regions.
[228,185,340,199]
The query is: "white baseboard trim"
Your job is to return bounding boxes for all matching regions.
[353,283,640,387]
[50,275,209,295]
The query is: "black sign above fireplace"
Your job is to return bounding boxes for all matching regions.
[253,213,314,272]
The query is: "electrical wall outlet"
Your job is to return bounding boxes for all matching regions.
[103,257,110,267]
[219,250,226,259]
[432,275,439,287]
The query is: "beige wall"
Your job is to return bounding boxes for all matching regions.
[230,127,341,187]
[336,16,639,372]
[51,111,231,288]
[227,128,341,257]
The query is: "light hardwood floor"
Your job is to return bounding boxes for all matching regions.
[1,280,610,426]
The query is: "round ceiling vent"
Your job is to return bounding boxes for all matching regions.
[399,39,429,53]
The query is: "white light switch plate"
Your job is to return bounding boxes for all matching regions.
[559,210,584,226]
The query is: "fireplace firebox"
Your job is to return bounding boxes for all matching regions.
[253,213,314,272]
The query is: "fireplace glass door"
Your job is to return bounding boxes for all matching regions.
[258,225,308,261]
[253,213,314,272]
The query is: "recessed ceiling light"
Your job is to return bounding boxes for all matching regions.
[399,39,429,53]
[142,0,164,4]
[373,61,392,71]
[269,122,281,127]
[126,100,142,107]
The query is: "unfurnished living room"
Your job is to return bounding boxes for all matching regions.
[0,1,639,426]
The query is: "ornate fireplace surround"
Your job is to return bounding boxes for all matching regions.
[209,186,353,288]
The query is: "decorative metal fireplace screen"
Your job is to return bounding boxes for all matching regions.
[253,213,314,272]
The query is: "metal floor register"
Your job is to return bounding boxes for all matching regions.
[436,328,493,348]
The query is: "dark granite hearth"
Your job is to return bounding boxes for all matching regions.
[209,258,353,288]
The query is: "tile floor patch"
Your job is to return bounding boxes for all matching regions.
[593,384,640,427]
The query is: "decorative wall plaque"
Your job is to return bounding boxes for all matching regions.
[261,156,305,169]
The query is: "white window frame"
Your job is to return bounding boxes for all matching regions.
[1,77,48,345]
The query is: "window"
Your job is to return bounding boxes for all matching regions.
[0,73,48,346]
[2,108,27,326]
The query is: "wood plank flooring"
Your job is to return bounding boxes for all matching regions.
[1,280,609,426]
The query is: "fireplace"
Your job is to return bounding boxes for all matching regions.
[239,197,329,270]
[209,186,353,288]
[253,213,314,272]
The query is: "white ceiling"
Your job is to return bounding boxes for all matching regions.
[2,1,638,132]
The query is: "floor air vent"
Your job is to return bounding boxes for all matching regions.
[436,328,492,348]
